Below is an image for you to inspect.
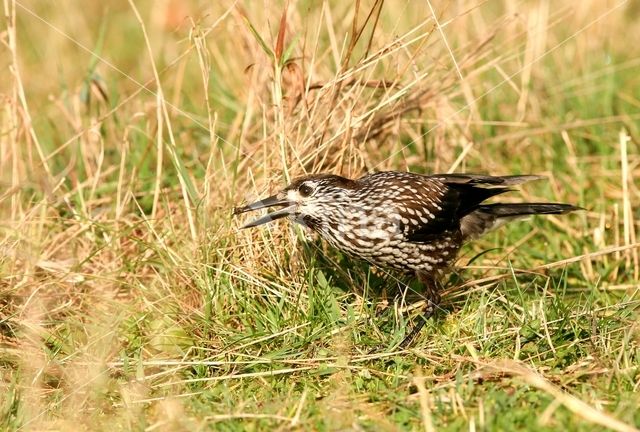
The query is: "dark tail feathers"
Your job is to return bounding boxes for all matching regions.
[460,203,582,239]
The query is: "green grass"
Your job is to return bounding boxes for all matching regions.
[1,1,639,430]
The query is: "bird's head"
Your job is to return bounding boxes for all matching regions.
[233,174,356,229]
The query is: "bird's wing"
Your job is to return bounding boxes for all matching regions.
[356,172,458,242]
[432,173,544,186]
[400,181,463,243]
[357,172,541,243]
[401,174,538,243]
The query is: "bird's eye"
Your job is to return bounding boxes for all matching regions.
[299,183,314,197]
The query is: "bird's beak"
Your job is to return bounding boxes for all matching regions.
[233,194,295,229]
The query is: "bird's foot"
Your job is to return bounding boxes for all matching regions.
[398,300,437,348]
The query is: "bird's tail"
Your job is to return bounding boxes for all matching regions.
[460,203,581,239]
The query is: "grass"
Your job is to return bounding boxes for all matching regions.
[1,0,639,430]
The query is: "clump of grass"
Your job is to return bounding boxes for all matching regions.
[1,1,639,430]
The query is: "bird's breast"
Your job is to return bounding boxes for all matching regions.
[316,206,405,257]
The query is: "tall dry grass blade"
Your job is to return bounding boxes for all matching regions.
[127,0,197,241]
[426,0,463,81]
[413,368,436,432]
[275,0,289,64]
[619,129,638,279]
[4,0,53,184]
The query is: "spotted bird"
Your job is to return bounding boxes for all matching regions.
[234,172,580,346]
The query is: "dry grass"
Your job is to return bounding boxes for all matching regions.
[1,0,639,430]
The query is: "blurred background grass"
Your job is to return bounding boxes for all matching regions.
[1,0,639,430]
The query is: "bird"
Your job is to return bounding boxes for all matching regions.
[233,171,581,347]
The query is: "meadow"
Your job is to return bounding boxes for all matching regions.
[1,0,639,430]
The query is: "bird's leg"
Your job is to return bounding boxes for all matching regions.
[417,271,443,320]
[399,271,442,348]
